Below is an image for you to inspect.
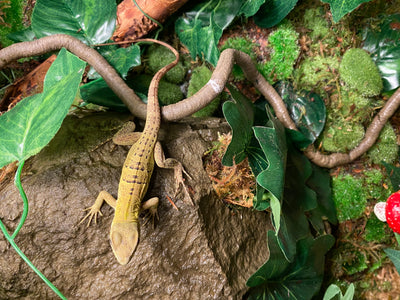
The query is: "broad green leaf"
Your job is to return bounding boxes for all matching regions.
[384,248,400,274]
[246,233,335,299]
[0,48,85,168]
[175,0,242,65]
[362,14,400,92]
[275,81,326,147]
[254,0,298,28]
[239,0,266,17]
[87,44,141,79]
[31,0,116,44]
[321,0,372,23]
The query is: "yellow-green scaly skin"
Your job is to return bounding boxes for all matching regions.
[109,42,178,265]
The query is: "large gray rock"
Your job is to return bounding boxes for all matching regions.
[0,112,271,299]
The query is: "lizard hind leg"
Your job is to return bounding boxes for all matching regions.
[110,222,139,265]
[154,142,193,204]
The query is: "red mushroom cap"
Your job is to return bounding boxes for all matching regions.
[386,191,400,234]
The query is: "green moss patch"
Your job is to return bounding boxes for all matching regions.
[332,174,366,222]
[339,48,383,97]
[147,44,188,84]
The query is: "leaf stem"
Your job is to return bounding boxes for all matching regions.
[0,160,67,300]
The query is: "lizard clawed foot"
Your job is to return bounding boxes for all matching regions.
[78,206,103,227]
[142,207,159,228]
[141,197,159,227]
[173,165,193,205]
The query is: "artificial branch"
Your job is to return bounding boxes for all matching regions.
[0,34,399,168]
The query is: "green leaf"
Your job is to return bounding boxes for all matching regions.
[80,78,129,111]
[8,26,36,42]
[396,233,400,246]
[362,14,400,92]
[343,284,355,300]
[87,44,141,79]
[270,195,281,233]
[253,119,286,203]
[239,0,266,17]
[31,0,116,44]
[175,0,242,65]
[323,283,354,300]
[0,48,85,168]
[323,284,342,300]
[254,0,298,28]
[384,248,400,274]
[382,162,400,190]
[275,81,326,147]
[222,84,257,166]
[252,109,287,221]
[306,164,338,232]
[276,141,315,261]
[222,85,269,207]
[321,0,373,23]
[246,233,335,299]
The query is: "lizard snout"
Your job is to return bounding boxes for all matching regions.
[110,222,139,265]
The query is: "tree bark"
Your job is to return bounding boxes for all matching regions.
[112,0,189,41]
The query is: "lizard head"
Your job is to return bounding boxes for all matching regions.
[110,222,139,265]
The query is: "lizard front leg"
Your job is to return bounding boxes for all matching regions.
[79,191,117,226]
[154,141,193,204]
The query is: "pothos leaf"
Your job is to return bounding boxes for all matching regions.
[321,0,373,23]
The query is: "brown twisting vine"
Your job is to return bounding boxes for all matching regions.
[1,34,399,168]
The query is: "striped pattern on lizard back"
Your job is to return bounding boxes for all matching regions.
[80,39,181,265]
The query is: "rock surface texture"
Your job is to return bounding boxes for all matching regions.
[0,113,271,299]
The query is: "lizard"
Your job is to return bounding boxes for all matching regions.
[80,39,192,265]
